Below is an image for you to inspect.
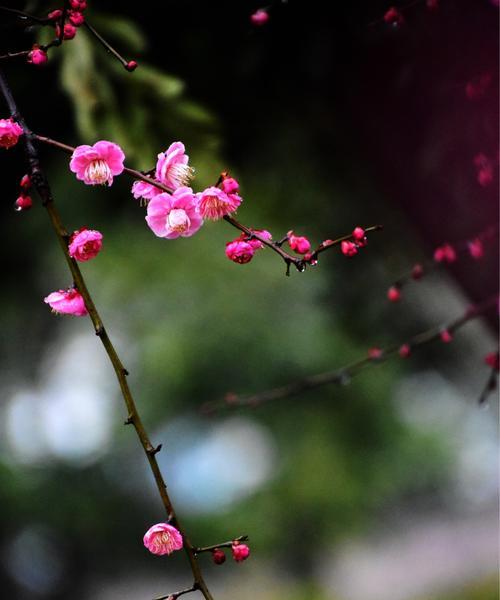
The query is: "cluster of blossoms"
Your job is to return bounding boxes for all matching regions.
[340,227,368,258]
[15,174,33,211]
[27,1,89,66]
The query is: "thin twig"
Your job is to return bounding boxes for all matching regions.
[202,296,499,412]
[153,583,199,600]
[195,535,248,554]
[0,68,215,600]
[84,20,134,69]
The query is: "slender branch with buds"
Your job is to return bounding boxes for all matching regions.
[202,296,499,412]
[0,67,217,600]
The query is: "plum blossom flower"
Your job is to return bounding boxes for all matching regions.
[70,141,125,186]
[27,46,48,66]
[44,288,87,316]
[231,542,250,562]
[68,228,103,261]
[341,240,358,257]
[146,187,203,239]
[197,186,242,221]
[143,523,183,556]
[250,9,269,26]
[225,239,255,264]
[155,142,194,190]
[287,231,311,254]
[0,118,23,149]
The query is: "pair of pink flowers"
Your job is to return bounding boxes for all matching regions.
[44,228,103,317]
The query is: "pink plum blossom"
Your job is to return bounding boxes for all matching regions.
[287,231,311,254]
[341,240,358,257]
[27,46,48,65]
[143,523,183,556]
[468,238,484,259]
[68,228,103,262]
[145,187,203,239]
[225,239,255,264]
[70,141,125,186]
[197,186,242,221]
[433,243,456,263]
[44,288,88,316]
[250,9,269,26]
[131,179,162,203]
[155,142,194,190]
[232,542,250,562]
[0,118,23,149]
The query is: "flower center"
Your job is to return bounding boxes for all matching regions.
[85,159,112,185]
[166,208,191,233]
[168,164,194,187]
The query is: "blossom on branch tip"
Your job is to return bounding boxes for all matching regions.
[146,188,203,239]
[225,240,255,264]
[197,187,242,221]
[44,288,88,316]
[125,61,138,72]
[70,141,125,186]
[143,523,183,556]
[250,9,269,26]
[56,23,78,40]
[287,231,311,254]
[27,46,48,66]
[352,227,367,246]
[68,228,103,262]
[155,142,194,190]
[69,11,85,27]
[231,542,250,562]
[0,119,23,149]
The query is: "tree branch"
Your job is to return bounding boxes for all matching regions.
[0,68,214,600]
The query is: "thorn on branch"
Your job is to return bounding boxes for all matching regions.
[148,443,162,456]
[95,325,104,337]
[124,414,134,425]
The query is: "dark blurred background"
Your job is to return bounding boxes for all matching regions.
[0,1,498,599]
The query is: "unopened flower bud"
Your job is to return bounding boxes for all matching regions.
[250,9,269,26]
[27,46,48,65]
[125,60,138,72]
[14,195,33,211]
[212,549,226,565]
[387,286,401,302]
[399,344,411,358]
[440,329,453,343]
[411,263,424,280]
[232,542,250,562]
[341,240,358,257]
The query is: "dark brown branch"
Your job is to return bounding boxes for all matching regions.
[84,21,136,70]
[0,69,214,600]
[202,296,499,412]
[194,535,248,554]
[153,584,199,600]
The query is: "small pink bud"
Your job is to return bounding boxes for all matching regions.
[341,240,358,257]
[221,177,240,194]
[485,352,499,371]
[433,244,456,263]
[477,167,493,187]
[56,23,77,40]
[212,549,226,565]
[384,6,404,26]
[47,9,63,20]
[468,238,484,259]
[27,46,48,65]
[246,229,272,251]
[387,286,401,302]
[232,542,250,562]
[14,195,33,211]
[125,60,138,72]
[440,329,453,343]
[250,9,269,26]
[69,11,85,27]
[399,344,411,358]
[20,174,31,189]
[143,523,183,556]
[225,240,255,264]
[411,263,424,280]
[368,347,383,360]
[0,118,23,149]
[287,231,311,254]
